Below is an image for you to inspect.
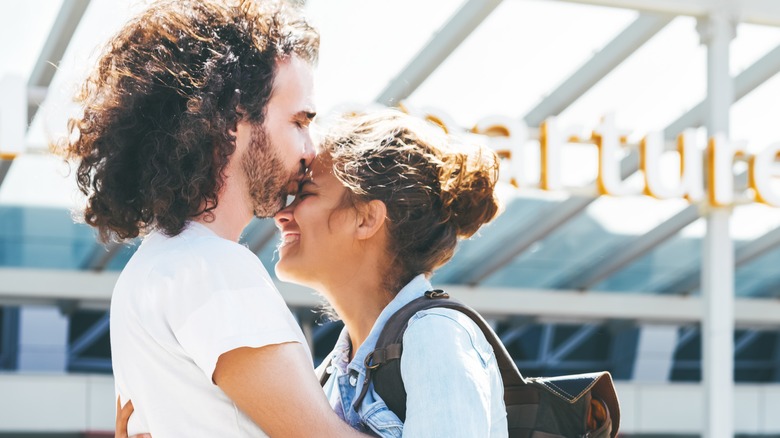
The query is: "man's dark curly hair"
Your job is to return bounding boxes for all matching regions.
[64,0,319,242]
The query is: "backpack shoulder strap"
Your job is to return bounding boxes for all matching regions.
[354,290,525,420]
[318,356,332,387]
[416,296,526,388]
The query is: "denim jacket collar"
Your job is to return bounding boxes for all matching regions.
[323,275,507,437]
[341,274,432,378]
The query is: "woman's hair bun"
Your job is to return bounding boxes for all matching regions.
[439,143,501,238]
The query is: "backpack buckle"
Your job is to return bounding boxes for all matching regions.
[425,289,449,299]
[365,349,385,370]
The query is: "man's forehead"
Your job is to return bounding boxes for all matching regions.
[270,56,315,102]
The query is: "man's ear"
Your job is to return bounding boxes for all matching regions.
[355,200,387,241]
[229,107,247,138]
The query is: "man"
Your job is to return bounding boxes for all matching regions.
[66,1,368,436]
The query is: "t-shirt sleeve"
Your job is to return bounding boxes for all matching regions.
[173,285,306,382]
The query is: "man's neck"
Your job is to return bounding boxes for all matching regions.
[195,180,254,242]
[194,215,251,242]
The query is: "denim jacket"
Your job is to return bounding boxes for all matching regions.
[318,275,508,437]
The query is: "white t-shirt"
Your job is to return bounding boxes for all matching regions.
[111,222,308,437]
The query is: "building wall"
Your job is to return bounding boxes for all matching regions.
[0,373,779,436]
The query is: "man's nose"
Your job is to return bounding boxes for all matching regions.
[301,137,315,168]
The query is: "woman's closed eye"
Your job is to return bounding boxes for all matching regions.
[295,180,318,201]
[296,191,314,200]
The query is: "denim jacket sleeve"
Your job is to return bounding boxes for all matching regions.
[399,308,508,438]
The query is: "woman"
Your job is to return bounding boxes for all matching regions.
[273,109,505,437]
[119,109,505,437]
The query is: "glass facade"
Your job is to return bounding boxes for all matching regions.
[2,204,779,382]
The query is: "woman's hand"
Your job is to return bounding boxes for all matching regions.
[115,397,152,438]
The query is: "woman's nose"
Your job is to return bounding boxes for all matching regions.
[274,205,294,229]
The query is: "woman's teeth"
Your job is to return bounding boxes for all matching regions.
[281,234,299,246]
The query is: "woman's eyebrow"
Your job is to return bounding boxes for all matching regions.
[300,180,318,189]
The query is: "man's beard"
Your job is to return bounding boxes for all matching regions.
[240,124,302,218]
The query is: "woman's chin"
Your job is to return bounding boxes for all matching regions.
[274,262,304,285]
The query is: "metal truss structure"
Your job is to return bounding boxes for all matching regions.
[3,0,780,435]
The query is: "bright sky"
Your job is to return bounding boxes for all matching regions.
[2,0,780,239]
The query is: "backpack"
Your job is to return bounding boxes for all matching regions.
[321,290,621,438]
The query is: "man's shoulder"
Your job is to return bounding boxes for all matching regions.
[180,233,256,263]
[123,229,268,289]
[150,228,259,267]
[115,229,276,309]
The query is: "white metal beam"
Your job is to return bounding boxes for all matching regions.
[675,325,698,349]
[524,13,673,126]
[664,43,780,140]
[3,268,780,327]
[27,86,47,107]
[271,18,778,295]
[744,270,780,298]
[733,226,780,268]
[656,266,701,295]
[659,224,780,295]
[636,170,747,295]
[0,268,118,309]
[80,242,123,271]
[734,330,761,355]
[552,0,780,27]
[454,195,594,285]
[68,313,109,357]
[444,286,780,327]
[700,12,736,438]
[0,154,13,186]
[632,325,678,382]
[27,0,91,124]
[2,375,780,435]
[546,324,599,364]
[449,151,639,286]
[374,0,503,105]
[556,204,700,290]
[1,75,26,154]
[241,219,278,254]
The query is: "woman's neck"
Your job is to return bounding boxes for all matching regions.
[319,270,394,359]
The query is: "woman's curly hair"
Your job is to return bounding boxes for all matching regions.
[64,0,318,242]
[319,110,501,293]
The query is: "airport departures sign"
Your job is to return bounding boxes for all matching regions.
[399,106,780,208]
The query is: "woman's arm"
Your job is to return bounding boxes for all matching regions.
[115,399,150,438]
[214,341,369,438]
[398,310,504,438]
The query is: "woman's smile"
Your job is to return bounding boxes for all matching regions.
[280,231,300,247]
[273,154,357,286]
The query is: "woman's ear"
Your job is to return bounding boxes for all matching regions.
[355,200,387,241]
